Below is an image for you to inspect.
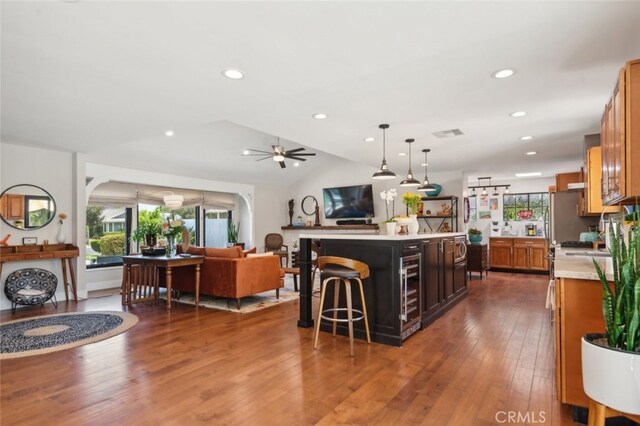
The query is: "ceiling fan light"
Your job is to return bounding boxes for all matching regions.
[273,154,285,162]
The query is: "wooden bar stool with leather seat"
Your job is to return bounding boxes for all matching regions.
[313,256,371,356]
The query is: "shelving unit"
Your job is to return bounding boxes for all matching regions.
[418,196,458,233]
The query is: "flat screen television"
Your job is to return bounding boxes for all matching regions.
[323,184,374,219]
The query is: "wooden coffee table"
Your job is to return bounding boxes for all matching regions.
[282,267,300,291]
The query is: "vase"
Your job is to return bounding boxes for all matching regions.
[56,227,66,244]
[408,214,419,235]
[469,234,482,243]
[385,222,396,236]
[166,236,176,257]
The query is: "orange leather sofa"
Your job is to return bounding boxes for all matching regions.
[169,245,284,309]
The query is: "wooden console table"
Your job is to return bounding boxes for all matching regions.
[0,244,80,302]
[121,255,204,309]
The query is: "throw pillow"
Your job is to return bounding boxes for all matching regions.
[246,252,274,258]
[205,246,243,258]
[187,246,206,256]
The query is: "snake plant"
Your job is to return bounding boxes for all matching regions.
[593,217,640,352]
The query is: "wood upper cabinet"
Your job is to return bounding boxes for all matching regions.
[555,172,582,192]
[585,146,620,215]
[601,59,640,205]
[489,238,513,269]
[0,194,24,220]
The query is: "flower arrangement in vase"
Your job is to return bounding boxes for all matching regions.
[160,216,185,256]
[402,193,422,234]
[379,188,398,235]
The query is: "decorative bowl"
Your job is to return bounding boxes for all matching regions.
[422,183,442,197]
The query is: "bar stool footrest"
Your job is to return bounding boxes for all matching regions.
[321,307,365,323]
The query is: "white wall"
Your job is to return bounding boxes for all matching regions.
[0,143,78,310]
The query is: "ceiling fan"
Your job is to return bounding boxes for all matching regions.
[242,138,316,168]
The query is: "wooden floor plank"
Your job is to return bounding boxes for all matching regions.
[1,271,576,424]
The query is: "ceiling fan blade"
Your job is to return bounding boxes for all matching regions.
[279,161,286,169]
[286,156,307,161]
[285,148,305,154]
[255,156,273,162]
[285,152,316,157]
[245,149,272,154]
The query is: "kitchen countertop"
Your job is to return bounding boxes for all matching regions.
[489,235,546,239]
[553,247,613,281]
[299,232,465,241]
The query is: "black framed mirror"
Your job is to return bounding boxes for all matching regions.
[0,184,57,230]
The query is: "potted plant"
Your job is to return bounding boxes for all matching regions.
[131,222,161,247]
[581,219,640,416]
[468,228,482,243]
[380,189,398,235]
[227,221,241,248]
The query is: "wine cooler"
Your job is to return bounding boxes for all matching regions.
[400,244,422,340]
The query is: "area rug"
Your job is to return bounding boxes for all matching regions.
[164,277,299,314]
[0,311,138,360]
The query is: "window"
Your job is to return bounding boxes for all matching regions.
[204,209,229,248]
[86,205,131,268]
[503,192,549,222]
[137,204,198,248]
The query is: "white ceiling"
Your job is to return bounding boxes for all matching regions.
[2,1,640,185]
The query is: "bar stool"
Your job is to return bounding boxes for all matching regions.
[313,256,371,356]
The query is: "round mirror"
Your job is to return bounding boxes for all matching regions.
[301,195,318,216]
[0,184,57,230]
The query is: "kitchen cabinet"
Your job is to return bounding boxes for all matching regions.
[421,236,467,326]
[584,146,620,215]
[555,172,581,192]
[489,237,548,272]
[601,59,640,205]
[0,194,24,220]
[418,196,458,233]
[489,238,513,268]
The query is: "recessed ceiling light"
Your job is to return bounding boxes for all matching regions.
[312,113,328,120]
[526,151,537,156]
[242,149,250,156]
[398,152,407,157]
[520,135,534,141]
[222,68,245,80]
[165,130,174,137]
[364,137,375,142]
[491,68,515,79]
[294,162,300,167]
[515,172,542,177]
[510,111,527,117]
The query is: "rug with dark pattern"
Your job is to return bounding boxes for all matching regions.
[1,311,138,359]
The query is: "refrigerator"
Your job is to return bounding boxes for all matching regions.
[547,192,599,244]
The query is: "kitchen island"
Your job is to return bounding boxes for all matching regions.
[553,247,613,409]
[297,232,467,346]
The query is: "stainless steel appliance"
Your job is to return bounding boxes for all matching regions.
[547,192,599,244]
[400,243,422,340]
[526,224,537,236]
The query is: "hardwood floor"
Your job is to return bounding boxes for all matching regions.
[1,271,575,425]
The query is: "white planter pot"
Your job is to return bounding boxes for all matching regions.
[581,334,640,415]
[385,222,397,236]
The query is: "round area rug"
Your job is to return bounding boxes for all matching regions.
[0,311,138,360]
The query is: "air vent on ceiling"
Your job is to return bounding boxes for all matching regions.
[432,128,465,138]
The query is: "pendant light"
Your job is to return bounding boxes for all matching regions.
[399,139,420,187]
[417,149,436,191]
[372,124,396,179]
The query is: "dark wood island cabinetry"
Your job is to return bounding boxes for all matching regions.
[297,232,467,346]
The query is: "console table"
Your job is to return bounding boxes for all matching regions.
[121,255,204,309]
[0,244,80,302]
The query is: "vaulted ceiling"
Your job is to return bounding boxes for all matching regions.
[2,1,640,185]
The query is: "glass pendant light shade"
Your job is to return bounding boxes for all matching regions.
[372,124,396,180]
[417,148,436,191]
[399,138,420,187]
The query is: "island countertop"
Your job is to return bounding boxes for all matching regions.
[299,232,465,241]
[553,247,613,281]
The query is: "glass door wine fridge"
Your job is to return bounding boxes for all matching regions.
[400,244,422,340]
